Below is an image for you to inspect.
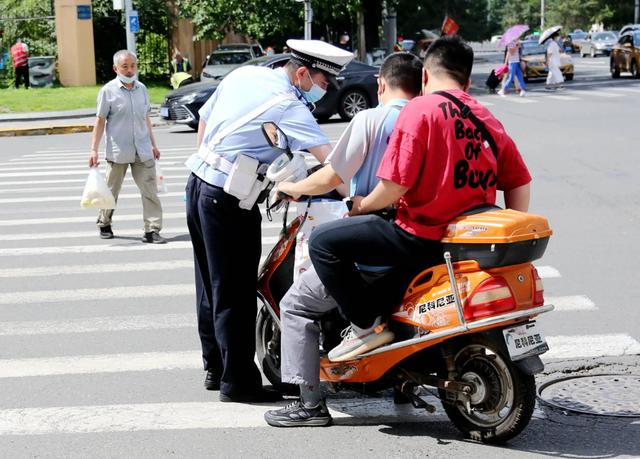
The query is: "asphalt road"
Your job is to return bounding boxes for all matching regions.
[0,56,639,458]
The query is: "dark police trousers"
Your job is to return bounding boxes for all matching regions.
[309,214,443,329]
[185,173,263,395]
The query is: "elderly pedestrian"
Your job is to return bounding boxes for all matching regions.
[184,39,353,403]
[88,49,165,244]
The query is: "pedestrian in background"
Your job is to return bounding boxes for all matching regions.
[498,40,526,97]
[545,32,565,90]
[88,49,165,244]
[10,38,29,89]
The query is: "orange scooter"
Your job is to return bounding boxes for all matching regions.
[256,123,554,444]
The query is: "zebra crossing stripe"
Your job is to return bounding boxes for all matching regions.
[543,334,640,360]
[0,260,193,278]
[0,176,186,186]
[546,295,596,311]
[545,94,580,101]
[1,333,638,377]
[0,313,194,336]
[535,266,561,278]
[586,90,624,98]
[0,284,195,305]
[0,212,287,227]
[0,191,185,204]
[0,398,452,435]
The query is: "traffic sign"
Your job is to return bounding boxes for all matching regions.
[129,11,140,33]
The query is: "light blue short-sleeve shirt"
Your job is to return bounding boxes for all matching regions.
[326,99,407,196]
[96,78,152,164]
[185,66,330,187]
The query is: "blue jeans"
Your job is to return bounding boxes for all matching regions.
[309,215,443,329]
[503,62,526,91]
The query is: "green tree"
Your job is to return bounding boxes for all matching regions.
[0,0,56,56]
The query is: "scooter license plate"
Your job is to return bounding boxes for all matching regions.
[503,322,549,361]
[160,106,169,118]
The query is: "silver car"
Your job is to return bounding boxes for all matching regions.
[580,31,618,57]
[200,50,254,81]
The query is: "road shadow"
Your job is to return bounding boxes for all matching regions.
[371,405,640,458]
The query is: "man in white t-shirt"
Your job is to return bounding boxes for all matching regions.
[264,52,423,428]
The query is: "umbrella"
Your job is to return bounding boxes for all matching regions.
[499,24,529,46]
[539,25,562,44]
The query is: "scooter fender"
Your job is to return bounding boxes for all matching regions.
[514,355,545,375]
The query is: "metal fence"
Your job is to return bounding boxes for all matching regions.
[136,31,170,82]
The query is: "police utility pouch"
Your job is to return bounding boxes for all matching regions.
[223,154,259,200]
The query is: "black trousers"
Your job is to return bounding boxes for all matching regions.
[15,65,29,89]
[185,174,263,395]
[309,215,444,329]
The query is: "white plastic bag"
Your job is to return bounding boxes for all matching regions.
[80,168,116,209]
[156,161,168,194]
[294,199,348,281]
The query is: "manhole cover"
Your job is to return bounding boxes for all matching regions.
[538,374,640,417]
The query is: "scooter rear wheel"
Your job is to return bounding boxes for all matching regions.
[255,302,298,395]
[439,337,536,444]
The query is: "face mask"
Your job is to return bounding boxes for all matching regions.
[117,72,137,84]
[301,71,326,103]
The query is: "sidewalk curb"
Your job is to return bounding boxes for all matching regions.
[0,120,168,138]
[0,125,94,137]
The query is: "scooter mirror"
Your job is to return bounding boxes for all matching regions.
[261,122,290,156]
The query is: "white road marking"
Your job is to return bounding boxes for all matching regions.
[0,162,178,171]
[0,181,185,195]
[535,265,561,278]
[29,146,195,155]
[0,350,200,378]
[501,97,536,104]
[0,399,451,435]
[605,86,640,93]
[0,211,186,226]
[546,295,596,311]
[0,212,288,227]
[0,284,195,305]
[0,175,186,186]
[545,94,580,101]
[0,191,184,204]
[0,260,193,278]
[0,227,188,242]
[584,90,624,98]
[543,334,640,360]
[0,313,195,336]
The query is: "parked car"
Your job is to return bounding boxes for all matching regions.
[610,31,640,78]
[160,54,379,129]
[217,42,264,57]
[580,31,617,57]
[567,31,588,52]
[520,40,574,82]
[200,50,254,81]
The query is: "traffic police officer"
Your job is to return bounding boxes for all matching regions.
[185,39,353,403]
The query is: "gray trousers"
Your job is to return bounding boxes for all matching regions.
[97,155,162,233]
[280,266,339,387]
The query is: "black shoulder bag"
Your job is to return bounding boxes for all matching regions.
[433,90,498,160]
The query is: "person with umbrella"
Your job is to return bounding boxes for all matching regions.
[498,25,529,97]
[540,25,564,90]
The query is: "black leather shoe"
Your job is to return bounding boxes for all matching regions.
[204,371,221,391]
[142,231,166,244]
[219,388,283,403]
[99,225,114,239]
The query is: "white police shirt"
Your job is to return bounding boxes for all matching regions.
[185,66,329,188]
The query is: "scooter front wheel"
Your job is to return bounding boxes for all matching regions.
[255,301,298,395]
[439,337,536,444]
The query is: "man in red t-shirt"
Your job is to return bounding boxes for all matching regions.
[10,38,29,89]
[309,35,532,362]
